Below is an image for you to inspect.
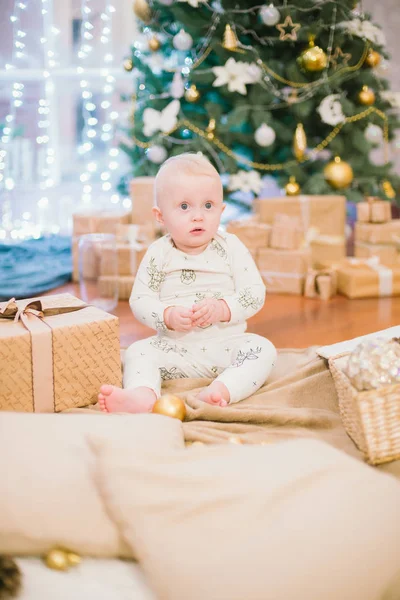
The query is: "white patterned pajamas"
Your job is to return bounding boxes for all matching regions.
[125,232,277,404]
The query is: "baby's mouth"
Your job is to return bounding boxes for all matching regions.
[190,227,205,233]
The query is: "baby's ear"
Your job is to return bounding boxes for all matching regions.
[152,206,164,224]
[221,203,226,213]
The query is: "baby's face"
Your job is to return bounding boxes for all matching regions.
[154,172,224,253]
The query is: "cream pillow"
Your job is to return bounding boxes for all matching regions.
[90,436,400,600]
[0,412,184,557]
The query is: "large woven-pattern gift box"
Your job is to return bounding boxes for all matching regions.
[335,257,400,298]
[0,294,122,413]
[257,247,311,294]
[328,354,400,465]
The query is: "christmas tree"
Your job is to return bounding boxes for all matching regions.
[119,0,399,209]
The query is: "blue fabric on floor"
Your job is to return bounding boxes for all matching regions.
[0,235,72,300]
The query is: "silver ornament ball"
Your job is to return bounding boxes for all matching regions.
[255,123,276,147]
[346,337,400,391]
[173,29,193,51]
[259,4,280,26]
[147,145,168,164]
[364,123,383,143]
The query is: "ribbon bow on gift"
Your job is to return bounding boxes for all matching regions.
[304,268,337,300]
[0,297,87,412]
[302,226,345,248]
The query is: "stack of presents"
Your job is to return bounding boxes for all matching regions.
[71,178,159,299]
[228,194,400,300]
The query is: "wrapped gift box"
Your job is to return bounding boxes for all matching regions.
[257,247,312,294]
[254,195,346,236]
[0,294,122,412]
[354,220,400,245]
[354,241,398,264]
[269,214,303,250]
[226,219,271,249]
[310,238,346,268]
[130,177,156,225]
[100,242,147,277]
[73,209,131,237]
[116,223,155,246]
[335,258,400,299]
[304,268,337,300]
[356,197,392,224]
[99,275,135,301]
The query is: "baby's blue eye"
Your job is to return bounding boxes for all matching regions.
[180,203,189,210]
[205,202,212,209]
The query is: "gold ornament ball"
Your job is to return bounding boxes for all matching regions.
[133,0,151,23]
[382,179,396,199]
[152,394,186,421]
[185,84,200,103]
[148,36,160,52]
[123,58,133,72]
[358,85,375,106]
[324,156,354,190]
[45,549,69,571]
[299,43,327,72]
[293,122,307,160]
[285,176,301,196]
[364,49,381,69]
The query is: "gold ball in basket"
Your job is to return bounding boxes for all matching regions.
[357,85,375,106]
[148,35,160,52]
[285,175,301,196]
[152,394,186,421]
[66,551,82,567]
[364,49,381,69]
[324,156,353,189]
[44,549,69,571]
[299,42,327,72]
[123,58,134,72]
[184,84,200,103]
[346,337,400,391]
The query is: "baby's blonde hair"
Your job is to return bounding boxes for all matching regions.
[154,152,220,206]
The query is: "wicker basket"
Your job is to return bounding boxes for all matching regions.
[329,355,400,465]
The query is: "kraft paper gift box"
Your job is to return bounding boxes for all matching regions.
[354,220,400,245]
[116,223,155,246]
[304,268,337,300]
[309,237,347,268]
[354,241,398,264]
[0,294,122,413]
[73,209,131,237]
[130,177,155,225]
[99,275,135,301]
[254,195,346,237]
[257,247,312,295]
[226,219,271,249]
[356,197,392,224]
[269,214,303,250]
[335,258,400,299]
[100,242,147,277]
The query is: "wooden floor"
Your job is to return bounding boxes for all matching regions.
[52,282,400,349]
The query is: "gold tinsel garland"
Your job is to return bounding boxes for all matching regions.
[131,106,389,171]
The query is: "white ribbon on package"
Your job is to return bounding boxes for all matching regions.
[348,256,393,297]
[260,270,303,289]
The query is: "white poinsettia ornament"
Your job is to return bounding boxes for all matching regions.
[178,0,208,6]
[317,94,345,126]
[212,58,261,95]
[340,18,386,46]
[143,100,180,137]
[229,170,262,194]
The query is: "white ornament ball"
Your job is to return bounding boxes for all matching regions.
[147,145,167,164]
[255,123,276,147]
[365,123,383,143]
[259,4,280,26]
[173,29,193,51]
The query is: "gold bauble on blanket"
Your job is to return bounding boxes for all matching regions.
[324,156,353,189]
[44,549,69,571]
[152,395,186,421]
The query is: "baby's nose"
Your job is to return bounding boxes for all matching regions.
[192,211,203,220]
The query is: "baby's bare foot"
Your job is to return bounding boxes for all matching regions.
[196,381,230,408]
[98,385,157,414]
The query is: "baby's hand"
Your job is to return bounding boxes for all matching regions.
[191,299,230,328]
[164,306,194,332]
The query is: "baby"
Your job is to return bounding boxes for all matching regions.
[99,153,277,413]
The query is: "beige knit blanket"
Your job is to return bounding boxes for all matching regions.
[72,347,400,479]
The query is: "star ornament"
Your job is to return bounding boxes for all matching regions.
[330,46,352,70]
[276,15,301,41]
